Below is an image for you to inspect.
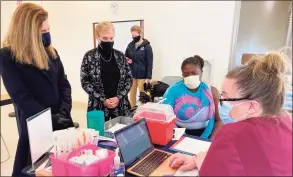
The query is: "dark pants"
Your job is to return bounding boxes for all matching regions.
[106,109,118,122]
[177,125,206,137]
[185,128,205,137]
[12,131,31,177]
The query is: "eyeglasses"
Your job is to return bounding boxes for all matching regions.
[218,95,249,106]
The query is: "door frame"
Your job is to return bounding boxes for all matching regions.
[92,19,144,48]
[228,1,242,70]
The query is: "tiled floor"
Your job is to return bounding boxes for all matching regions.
[0,104,88,176]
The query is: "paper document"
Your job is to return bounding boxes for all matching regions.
[172,137,211,155]
[173,128,186,140]
[174,169,199,176]
[107,123,127,133]
[99,136,116,142]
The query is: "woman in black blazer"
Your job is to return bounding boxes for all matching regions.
[0,3,73,177]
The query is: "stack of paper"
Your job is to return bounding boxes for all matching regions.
[171,137,211,155]
[172,128,186,140]
[99,136,116,142]
[107,123,127,133]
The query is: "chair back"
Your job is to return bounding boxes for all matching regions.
[161,76,183,87]
[13,104,22,136]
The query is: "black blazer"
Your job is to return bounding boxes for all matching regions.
[0,47,72,177]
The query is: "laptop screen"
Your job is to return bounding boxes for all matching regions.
[26,108,53,165]
[115,119,153,167]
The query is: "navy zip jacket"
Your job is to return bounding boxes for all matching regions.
[125,39,153,79]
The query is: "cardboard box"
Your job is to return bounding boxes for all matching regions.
[241,53,265,65]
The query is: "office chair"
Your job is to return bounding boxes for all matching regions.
[14,104,21,135]
[73,122,79,129]
[1,133,10,163]
[8,112,16,117]
[161,76,183,87]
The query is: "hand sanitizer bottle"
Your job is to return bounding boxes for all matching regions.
[111,148,125,176]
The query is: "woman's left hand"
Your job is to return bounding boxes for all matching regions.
[169,153,197,171]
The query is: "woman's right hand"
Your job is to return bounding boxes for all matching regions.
[104,99,115,108]
[169,153,197,171]
[126,57,133,64]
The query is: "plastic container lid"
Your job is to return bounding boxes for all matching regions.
[134,103,176,122]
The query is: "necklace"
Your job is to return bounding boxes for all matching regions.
[100,52,112,62]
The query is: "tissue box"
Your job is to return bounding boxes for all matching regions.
[104,116,133,138]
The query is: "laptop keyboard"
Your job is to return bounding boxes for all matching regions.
[132,150,170,176]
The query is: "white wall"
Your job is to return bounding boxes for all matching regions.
[94,21,141,53]
[1,1,236,102]
[232,1,290,67]
[1,1,17,96]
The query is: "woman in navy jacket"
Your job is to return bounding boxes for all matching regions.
[125,25,153,108]
[0,3,73,177]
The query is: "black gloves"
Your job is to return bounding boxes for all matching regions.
[52,113,74,131]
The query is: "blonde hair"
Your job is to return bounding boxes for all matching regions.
[226,52,286,116]
[95,21,115,37]
[130,25,141,33]
[2,3,56,70]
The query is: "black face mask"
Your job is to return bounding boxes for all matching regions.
[132,35,141,43]
[42,32,51,47]
[99,41,114,52]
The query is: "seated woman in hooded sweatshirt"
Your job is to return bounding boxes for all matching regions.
[163,55,222,139]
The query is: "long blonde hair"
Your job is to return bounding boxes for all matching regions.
[2,3,56,70]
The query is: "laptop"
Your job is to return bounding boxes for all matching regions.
[114,118,176,176]
[26,108,54,172]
